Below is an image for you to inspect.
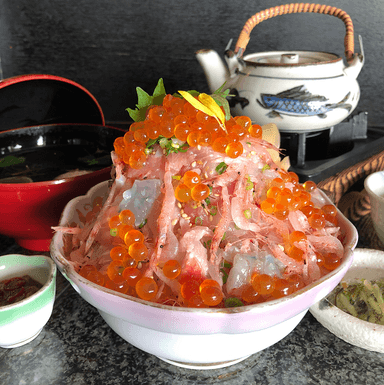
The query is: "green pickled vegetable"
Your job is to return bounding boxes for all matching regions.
[333,279,384,325]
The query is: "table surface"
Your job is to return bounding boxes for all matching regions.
[1,232,384,385]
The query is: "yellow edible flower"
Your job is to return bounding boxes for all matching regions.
[178,90,226,128]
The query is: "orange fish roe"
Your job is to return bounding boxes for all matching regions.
[271,278,295,299]
[191,184,210,201]
[124,229,144,248]
[258,173,334,229]
[107,260,126,283]
[249,124,263,139]
[249,273,306,301]
[119,209,135,226]
[129,242,149,262]
[183,171,201,188]
[251,273,275,295]
[79,264,97,278]
[113,92,264,170]
[135,277,158,301]
[122,267,142,286]
[174,183,192,202]
[110,246,128,261]
[118,224,133,240]
[198,279,223,307]
[174,171,211,203]
[86,270,105,286]
[322,253,342,270]
[187,294,208,308]
[241,284,261,304]
[162,259,181,280]
[200,285,223,306]
[303,180,317,192]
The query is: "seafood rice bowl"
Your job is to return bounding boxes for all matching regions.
[51,80,358,368]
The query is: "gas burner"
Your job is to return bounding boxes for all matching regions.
[279,112,384,182]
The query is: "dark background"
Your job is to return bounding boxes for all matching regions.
[0,0,383,127]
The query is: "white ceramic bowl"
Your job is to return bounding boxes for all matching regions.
[364,171,384,245]
[0,254,56,348]
[310,248,384,353]
[51,181,358,369]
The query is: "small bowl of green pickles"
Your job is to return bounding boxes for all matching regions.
[310,248,384,353]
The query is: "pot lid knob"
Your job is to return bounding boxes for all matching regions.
[280,53,299,64]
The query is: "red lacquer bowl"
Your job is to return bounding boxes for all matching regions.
[0,74,126,250]
[0,124,125,251]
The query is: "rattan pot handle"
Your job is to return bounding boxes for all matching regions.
[234,3,355,62]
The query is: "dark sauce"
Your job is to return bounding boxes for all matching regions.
[0,275,43,306]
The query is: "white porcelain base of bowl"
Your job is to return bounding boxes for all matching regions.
[98,308,308,367]
[157,355,251,370]
[1,328,43,349]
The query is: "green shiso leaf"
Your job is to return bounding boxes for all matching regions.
[126,78,166,122]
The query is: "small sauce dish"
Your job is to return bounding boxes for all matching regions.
[0,254,56,348]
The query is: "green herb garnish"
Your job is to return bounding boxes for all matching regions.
[203,239,212,249]
[225,297,244,308]
[147,137,189,156]
[215,162,228,175]
[126,78,166,122]
[138,219,147,229]
[262,164,271,173]
[220,268,229,284]
[195,217,203,226]
[0,155,25,168]
[243,209,251,219]
[110,228,118,237]
[245,175,253,191]
[209,205,218,216]
[87,159,98,166]
[210,82,233,121]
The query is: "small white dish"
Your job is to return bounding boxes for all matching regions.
[310,248,384,353]
[364,171,384,245]
[0,254,57,348]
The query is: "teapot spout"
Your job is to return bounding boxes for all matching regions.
[196,49,229,93]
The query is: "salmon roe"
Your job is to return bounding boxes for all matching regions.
[183,171,201,188]
[162,259,181,280]
[135,277,158,301]
[251,273,275,295]
[113,93,265,170]
[174,171,210,203]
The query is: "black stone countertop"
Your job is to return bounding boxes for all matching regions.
[1,234,384,385]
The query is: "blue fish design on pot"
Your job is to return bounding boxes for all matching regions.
[257,85,352,119]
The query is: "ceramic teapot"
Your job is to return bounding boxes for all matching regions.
[196,3,364,133]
